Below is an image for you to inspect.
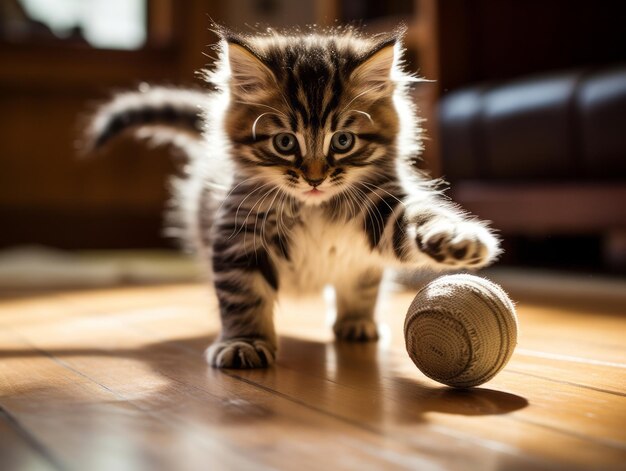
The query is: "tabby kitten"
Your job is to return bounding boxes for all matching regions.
[87,27,500,369]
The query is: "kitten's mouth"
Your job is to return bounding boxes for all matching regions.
[304,188,324,196]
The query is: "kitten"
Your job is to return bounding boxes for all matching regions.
[86,27,500,369]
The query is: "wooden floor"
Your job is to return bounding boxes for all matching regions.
[0,276,625,471]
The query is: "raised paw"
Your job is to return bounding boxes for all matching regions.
[334,317,379,342]
[205,338,276,369]
[417,219,499,269]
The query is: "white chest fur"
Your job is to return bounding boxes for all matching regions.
[275,207,381,293]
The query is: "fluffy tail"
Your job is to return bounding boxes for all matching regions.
[83,85,209,153]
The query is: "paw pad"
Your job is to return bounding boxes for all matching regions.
[417,221,499,268]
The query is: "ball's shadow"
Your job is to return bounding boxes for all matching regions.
[392,378,529,418]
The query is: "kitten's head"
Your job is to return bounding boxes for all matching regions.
[210,27,420,206]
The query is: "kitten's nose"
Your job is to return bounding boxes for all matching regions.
[304,176,326,187]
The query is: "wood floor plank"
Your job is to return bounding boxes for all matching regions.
[61,286,619,452]
[1,316,480,470]
[0,409,58,471]
[233,343,626,470]
[0,329,261,471]
[507,353,626,396]
[144,289,626,468]
[1,282,625,471]
[97,294,622,466]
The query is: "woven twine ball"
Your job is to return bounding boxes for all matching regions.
[404,274,518,388]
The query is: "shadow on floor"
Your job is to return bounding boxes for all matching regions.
[0,332,528,427]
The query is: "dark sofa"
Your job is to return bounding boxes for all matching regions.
[439,66,626,269]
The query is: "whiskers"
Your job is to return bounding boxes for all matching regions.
[360,180,406,207]
[357,180,407,237]
[344,109,374,125]
[339,87,375,114]
[323,177,406,240]
[228,176,296,256]
[251,112,281,140]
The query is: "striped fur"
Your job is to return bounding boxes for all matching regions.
[87,27,501,369]
[85,85,209,152]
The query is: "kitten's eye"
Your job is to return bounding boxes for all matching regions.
[330,131,355,153]
[273,133,298,155]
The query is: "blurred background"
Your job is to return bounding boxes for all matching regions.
[1,0,625,289]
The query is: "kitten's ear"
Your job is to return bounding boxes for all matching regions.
[350,37,398,97]
[226,41,276,96]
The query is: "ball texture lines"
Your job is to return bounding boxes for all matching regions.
[404,274,518,388]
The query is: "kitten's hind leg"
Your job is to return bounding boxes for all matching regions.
[333,268,382,342]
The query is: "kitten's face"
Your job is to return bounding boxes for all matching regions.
[223,33,401,206]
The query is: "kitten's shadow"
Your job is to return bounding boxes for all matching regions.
[0,333,527,426]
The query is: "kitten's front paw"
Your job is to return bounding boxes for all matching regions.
[334,317,379,342]
[416,219,499,268]
[206,338,276,369]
